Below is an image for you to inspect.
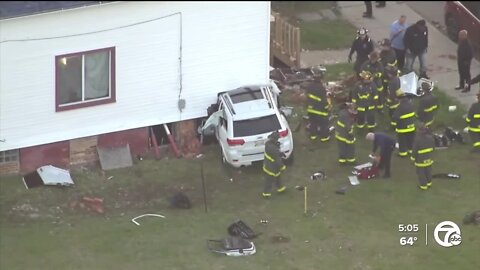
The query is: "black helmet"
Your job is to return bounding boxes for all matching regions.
[268,131,280,141]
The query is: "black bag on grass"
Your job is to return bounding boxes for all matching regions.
[169,192,192,209]
[228,220,258,239]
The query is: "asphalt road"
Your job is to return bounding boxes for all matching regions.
[406,1,447,30]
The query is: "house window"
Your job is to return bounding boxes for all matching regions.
[0,150,19,163]
[56,47,115,111]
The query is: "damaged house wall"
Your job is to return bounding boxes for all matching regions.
[0,1,270,173]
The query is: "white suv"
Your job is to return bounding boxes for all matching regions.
[201,83,294,168]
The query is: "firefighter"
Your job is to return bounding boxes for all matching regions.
[380,38,398,69]
[384,65,401,129]
[361,51,385,111]
[412,123,435,190]
[335,103,356,165]
[352,70,377,131]
[417,81,439,128]
[305,76,330,141]
[348,28,374,76]
[366,132,396,178]
[466,90,480,152]
[262,131,287,198]
[392,91,416,157]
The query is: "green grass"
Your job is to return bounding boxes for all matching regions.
[1,64,479,270]
[300,20,357,50]
[272,1,336,16]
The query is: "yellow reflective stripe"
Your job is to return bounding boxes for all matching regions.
[308,94,322,102]
[320,136,330,142]
[424,105,438,112]
[389,103,399,109]
[374,95,379,100]
[277,186,286,192]
[377,86,384,91]
[367,124,377,128]
[474,142,480,147]
[357,107,366,111]
[425,119,434,127]
[307,108,328,116]
[466,117,471,122]
[359,94,370,99]
[400,112,416,119]
[281,165,286,171]
[395,89,403,96]
[352,98,357,103]
[368,106,376,110]
[375,72,382,78]
[338,159,347,163]
[391,121,397,126]
[419,185,428,190]
[398,152,408,156]
[474,114,480,119]
[335,134,356,144]
[388,60,397,66]
[263,166,280,177]
[396,127,416,133]
[418,148,433,154]
[415,160,434,167]
[337,121,345,128]
[469,126,480,132]
[264,153,275,162]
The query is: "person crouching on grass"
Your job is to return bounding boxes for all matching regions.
[366,132,396,178]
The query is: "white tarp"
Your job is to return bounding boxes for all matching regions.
[399,72,419,96]
[37,165,74,186]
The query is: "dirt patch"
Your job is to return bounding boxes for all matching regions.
[271,234,291,244]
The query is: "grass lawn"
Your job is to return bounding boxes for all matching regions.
[300,20,357,50]
[272,1,337,16]
[1,64,479,270]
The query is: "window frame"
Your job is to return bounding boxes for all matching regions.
[0,149,19,164]
[55,47,116,112]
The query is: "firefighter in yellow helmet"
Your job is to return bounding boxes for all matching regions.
[392,90,416,157]
[360,51,385,112]
[466,90,480,152]
[352,70,377,131]
[412,123,435,190]
[262,131,287,198]
[335,103,356,165]
[305,76,330,141]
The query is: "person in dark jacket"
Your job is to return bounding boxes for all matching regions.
[412,123,435,190]
[403,19,429,78]
[363,1,373,18]
[348,28,374,76]
[392,91,416,157]
[366,132,396,178]
[455,30,474,93]
[352,70,378,131]
[417,82,439,127]
[262,131,287,198]
[466,91,480,152]
[335,104,356,165]
[361,51,385,111]
[305,76,330,141]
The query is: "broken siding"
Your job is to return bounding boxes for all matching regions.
[0,1,270,151]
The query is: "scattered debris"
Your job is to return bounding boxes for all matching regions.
[432,173,461,179]
[107,176,114,180]
[335,186,348,195]
[97,144,133,170]
[70,196,105,214]
[463,210,480,225]
[348,175,360,186]
[271,235,291,243]
[260,219,269,224]
[131,213,165,226]
[310,170,327,181]
[207,237,256,257]
[22,165,74,189]
[280,106,294,117]
[169,191,192,209]
[444,127,465,144]
[228,220,259,239]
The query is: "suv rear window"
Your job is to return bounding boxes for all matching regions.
[229,90,263,103]
[233,114,282,137]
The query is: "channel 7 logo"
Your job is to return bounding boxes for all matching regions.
[434,221,462,247]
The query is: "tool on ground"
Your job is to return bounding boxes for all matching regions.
[131,214,165,226]
[295,186,308,215]
[432,173,461,179]
[335,186,348,195]
[228,220,259,239]
[207,237,256,256]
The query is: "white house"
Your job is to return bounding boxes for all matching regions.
[0,1,271,174]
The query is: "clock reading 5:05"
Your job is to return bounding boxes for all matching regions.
[398,224,419,232]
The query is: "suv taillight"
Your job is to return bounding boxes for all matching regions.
[279,129,289,137]
[227,138,245,146]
